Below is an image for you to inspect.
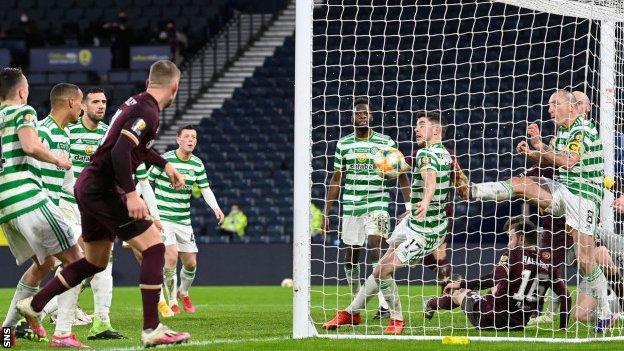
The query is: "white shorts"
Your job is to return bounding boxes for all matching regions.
[162,221,197,253]
[58,198,81,240]
[542,178,598,236]
[341,210,389,246]
[387,217,446,264]
[1,203,76,266]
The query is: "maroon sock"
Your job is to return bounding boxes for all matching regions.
[436,257,451,281]
[427,295,458,311]
[31,258,104,312]
[140,243,165,331]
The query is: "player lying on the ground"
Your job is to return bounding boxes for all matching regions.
[425,219,571,330]
[323,110,466,335]
[16,60,191,347]
[469,89,613,332]
[139,124,224,315]
[324,96,412,319]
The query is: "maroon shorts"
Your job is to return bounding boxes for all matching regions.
[75,174,152,242]
[462,292,496,329]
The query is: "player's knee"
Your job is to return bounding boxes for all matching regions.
[574,308,592,322]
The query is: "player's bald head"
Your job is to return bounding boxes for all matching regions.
[551,89,576,104]
[50,83,82,108]
[0,67,27,101]
[572,90,591,117]
[148,60,181,88]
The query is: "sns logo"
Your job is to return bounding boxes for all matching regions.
[2,326,11,348]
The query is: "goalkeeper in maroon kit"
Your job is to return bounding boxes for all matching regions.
[16,60,190,347]
[425,219,571,330]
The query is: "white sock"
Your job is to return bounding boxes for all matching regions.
[164,267,178,305]
[91,260,113,323]
[379,278,403,320]
[346,275,379,315]
[43,296,59,317]
[54,285,81,336]
[587,266,611,319]
[472,181,512,201]
[344,264,361,298]
[179,267,196,296]
[3,280,38,327]
[373,262,389,310]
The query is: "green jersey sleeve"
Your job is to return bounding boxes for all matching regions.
[15,106,38,132]
[196,163,210,188]
[333,141,345,171]
[135,163,149,180]
[148,163,164,181]
[415,149,438,173]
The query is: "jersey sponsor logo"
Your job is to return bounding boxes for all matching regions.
[131,118,147,137]
[73,154,90,162]
[347,163,374,171]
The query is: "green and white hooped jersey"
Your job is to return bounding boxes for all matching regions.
[0,104,49,223]
[136,162,149,180]
[408,143,451,238]
[61,117,108,203]
[553,116,604,204]
[333,131,396,216]
[145,151,210,226]
[38,116,71,206]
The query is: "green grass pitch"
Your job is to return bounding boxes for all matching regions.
[2,285,624,350]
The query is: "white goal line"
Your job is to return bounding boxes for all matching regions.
[317,334,624,343]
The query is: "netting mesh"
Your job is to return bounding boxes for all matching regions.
[308,0,624,340]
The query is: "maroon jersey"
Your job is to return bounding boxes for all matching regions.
[461,246,571,329]
[83,92,167,193]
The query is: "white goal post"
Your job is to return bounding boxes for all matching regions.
[294,0,624,341]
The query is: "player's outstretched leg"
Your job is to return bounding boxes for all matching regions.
[323,248,405,334]
[179,252,198,313]
[368,235,389,320]
[17,246,99,343]
[424,294,459,320]
[128,226,190,347]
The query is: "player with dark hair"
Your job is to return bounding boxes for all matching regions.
[324,96,412,319]
[17,60,191,347]
[323,111,459,335]
[137,124,224,314]
[0,70,81,347]
[425,219,571,331]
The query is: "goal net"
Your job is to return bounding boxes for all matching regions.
[294,0,624,342]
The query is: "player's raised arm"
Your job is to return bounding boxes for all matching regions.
[517,91,582,170]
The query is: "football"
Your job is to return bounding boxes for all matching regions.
[280,278,293,288]
[373,147,410,179]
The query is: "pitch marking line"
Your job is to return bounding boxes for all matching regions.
[102,335,291,350]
